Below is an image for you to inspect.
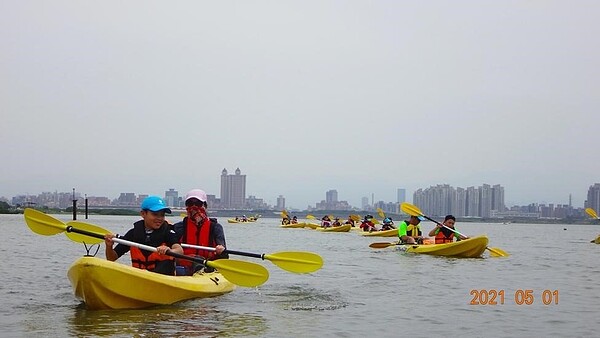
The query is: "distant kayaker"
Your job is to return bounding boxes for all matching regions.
[321,215,332,228]
[291,216,298,224]
[360,215,376,232]
[345,216,356,227]
[381,217,395,230]
[104,195,183,275]
[398,215,424,244]
[173,189,228,275]
[428,215,468,244]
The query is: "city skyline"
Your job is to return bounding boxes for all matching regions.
[6,181,599,213]
[2,2,599,211]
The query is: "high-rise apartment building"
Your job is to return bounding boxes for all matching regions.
[164,188,178,207]
[397,188,406,204]
[326,190,338,204]
[277,195,285,210]
[220,168,246,209]
[479,184,493,218]
[361,197,369,210]
[455,187,466,217]
[465,186,479,217]
[491,184,505,212]
[586,183,600,213]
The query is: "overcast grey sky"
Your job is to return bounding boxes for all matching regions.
[1,1,598,209]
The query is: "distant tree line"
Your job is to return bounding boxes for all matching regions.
[0,202,140,216]
[0,201,18,214]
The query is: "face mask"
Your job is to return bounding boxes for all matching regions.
[186,205,207,223]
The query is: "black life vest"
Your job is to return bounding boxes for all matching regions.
[129,220,175,275]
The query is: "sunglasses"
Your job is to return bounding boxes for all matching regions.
[185,199,206,207]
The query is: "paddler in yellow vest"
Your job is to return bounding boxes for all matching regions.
[428,215,468,244]
[398,215,425,244]
[104,196,183,275]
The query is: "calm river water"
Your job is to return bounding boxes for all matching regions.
[1,213,598,337]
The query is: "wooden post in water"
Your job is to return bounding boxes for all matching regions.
[72,188,77,220]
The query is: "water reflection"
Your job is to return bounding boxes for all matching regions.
[67,302,268,337]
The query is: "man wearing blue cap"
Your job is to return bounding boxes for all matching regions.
[398,215,425,244]
[104,195,183,275]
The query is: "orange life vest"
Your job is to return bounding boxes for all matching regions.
[434,227,456,244]
[129,221,175,275]
[130,245,174,272]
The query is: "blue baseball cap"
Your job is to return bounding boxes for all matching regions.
[141,195,172,213]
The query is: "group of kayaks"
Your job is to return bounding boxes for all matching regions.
[279,218,500,259]
[63,213,521,309]
[25,206,596,311]
[281,222,396,236]
[282,222,392,233]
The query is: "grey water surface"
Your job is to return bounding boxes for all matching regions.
[1,213,598,337]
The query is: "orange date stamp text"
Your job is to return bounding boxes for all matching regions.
[469,289,559,305]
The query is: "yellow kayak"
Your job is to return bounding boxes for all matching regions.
[280,223,305,228]
[67,256,235,310]
[397,236,489,258]
[303,223,320,229]
[316,224,352,232]
[360,229,398,237]
[227,218,257,223]
[593,235,600,244]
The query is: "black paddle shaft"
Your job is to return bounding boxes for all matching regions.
[225,250,265,260]
[65,225,208,266]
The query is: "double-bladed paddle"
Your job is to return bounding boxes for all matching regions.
[585,208,599,219]
[180,244,323,274]
[399,202,509,257]
[377,208,385,219]
[369,241,399,249]
[585,208,600,243]
[23,208,269,287]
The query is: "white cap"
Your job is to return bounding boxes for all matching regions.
[185,189,207,202]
